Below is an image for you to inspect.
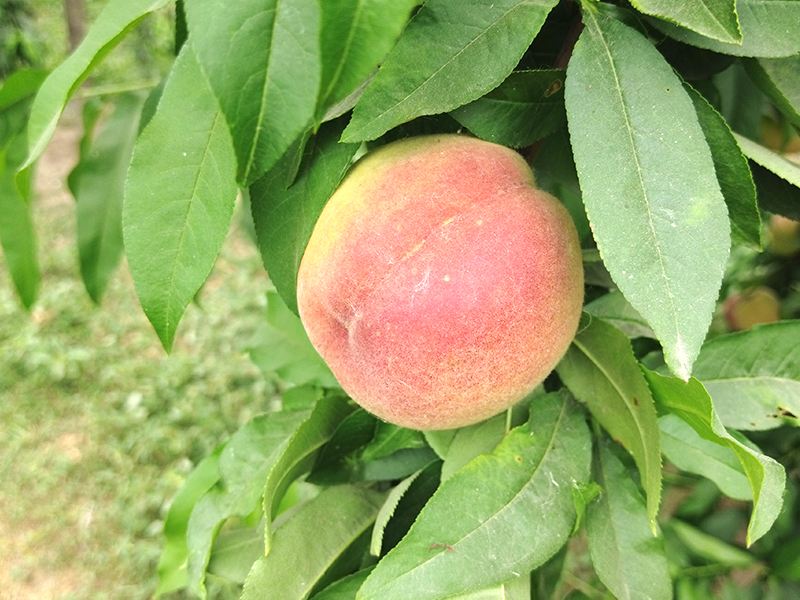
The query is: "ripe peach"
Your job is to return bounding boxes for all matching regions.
[296,135,584,430]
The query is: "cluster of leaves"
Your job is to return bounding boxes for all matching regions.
[0,0,41,78]
[2,0,800,598]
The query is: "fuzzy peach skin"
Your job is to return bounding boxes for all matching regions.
[297,134,584,430]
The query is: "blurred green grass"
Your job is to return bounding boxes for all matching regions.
[0,105,275,598]
[0,6,277,597]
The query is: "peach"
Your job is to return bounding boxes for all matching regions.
[766,214,800,257]
[296,135,584,430]
[723,286,781,331]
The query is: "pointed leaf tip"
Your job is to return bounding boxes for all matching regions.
[566,10,730,381]
[124,45,238,352]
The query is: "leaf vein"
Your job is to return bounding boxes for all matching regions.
[588,11,685,374]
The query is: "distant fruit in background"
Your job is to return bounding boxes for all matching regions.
[723,286,781,331]
[297,135,584,431]
[760,115,800,153]
[767,214,800,257]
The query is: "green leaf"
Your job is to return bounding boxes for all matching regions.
[378,460,441,553]
[20,0,172,173]
[156,444,225,595]
[744,55,800,130]
[241,485,384,600]
[317,0,419,120]
[124,44,238,353]
[174,0,188,53]
[370,470,422,557]
[66,98,103,196]
[667,519,757,566]
[342,0,559,142]
[772,538,800,581]
[583,291,655,339]
[531,548,567,600]
[275,480,321,516]
[186,0,321,186]
[650,0,800,57]
[565,8,730,380]
[356,392,591,600]
[443,576,531,600]
[450,69,567,148]
[0,68,48,110]
[531,128,591,244]
[422,430,457,460]
[72,92,144,303]
[714,61,764,144]
[186,405,315,598]
[659,414,751,501]
[207,525,264,584]
[361,423,426,462]
[556,315,662,529]
[734,133,800,219]
[250,117,360,314]
[311,568,375,600]
[642,369,786,545]
[675,578,710,600]
[309,409,378,484]
[312,421,431,485]
[283,386,328,411]
[247,289,340,388]
[440,412,507,481]
[631,0,741,43]
[263,395,356,555]
[586,441,671,600]
[276,129,314,189]
[750,161,800,221]
[691,321,800,430]
[571,481,602,534]
[0,128,39,309]
[361,447,440,482]
[138,77,166,134]
[684,84,761,249]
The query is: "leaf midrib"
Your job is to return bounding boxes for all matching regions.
[593,450,637,600]
[586,10,686,376]
[263,417,341,552]
[160,109,224,347]
[702,375,800,386]
[660,428,745,475]
[572,337,653,460]
[319,0,365,109]
[350,0,548,138]
[572,332,660,524]
[367,400,571,598]
[244,1,282,183]
[636,0,741,42]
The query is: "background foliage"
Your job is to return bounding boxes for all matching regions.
[2,0,800,598]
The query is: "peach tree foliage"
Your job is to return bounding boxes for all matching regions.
[2,0,800,598]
